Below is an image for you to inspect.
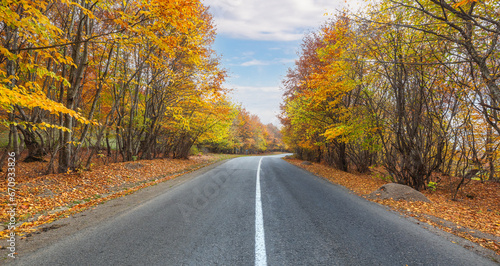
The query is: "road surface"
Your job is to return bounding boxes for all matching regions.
[10,155,498,265]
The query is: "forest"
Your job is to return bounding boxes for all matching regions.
[1,0,499,256]
[0,0,284,174]
[280,0,500,191]
[2,0,499,191]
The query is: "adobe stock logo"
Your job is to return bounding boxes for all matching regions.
[176,168,244,222]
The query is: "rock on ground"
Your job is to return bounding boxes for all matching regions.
[125,162,145,170]
[366,183,431,203]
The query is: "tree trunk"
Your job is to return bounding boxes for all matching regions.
[18,127,46,162]
[58,1,90,173]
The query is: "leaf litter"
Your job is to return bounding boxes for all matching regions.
[0,154,235,241]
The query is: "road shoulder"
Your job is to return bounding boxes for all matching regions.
[1,159,229,261]
[282,158,500,263]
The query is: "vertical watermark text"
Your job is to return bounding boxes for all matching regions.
[6,152,17,258]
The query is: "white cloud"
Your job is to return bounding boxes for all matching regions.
[204,0,347,41]
[235,86,281,93]
[237,58,295,67]
[228,85,283,125]
[278,58,296,64]
[240,59,270,67]
[242,51,255,56]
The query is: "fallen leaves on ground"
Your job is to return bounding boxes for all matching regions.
[286,158,500,255]
[0,154,236,239]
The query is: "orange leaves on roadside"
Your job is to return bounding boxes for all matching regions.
[286,158,386,195]
[0,154,230,238]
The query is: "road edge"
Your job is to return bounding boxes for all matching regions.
[1,158,233,262]
[280,158,500,264]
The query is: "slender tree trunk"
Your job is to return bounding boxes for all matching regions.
[59,2,90,173]
[5,22,20,159]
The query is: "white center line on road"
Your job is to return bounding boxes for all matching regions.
[255,157,267,266]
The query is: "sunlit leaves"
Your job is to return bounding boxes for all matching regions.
[0,0,239,167]
[282,0,500,183]
[281,14,378,162]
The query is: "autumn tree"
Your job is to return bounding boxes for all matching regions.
[280,26,330,163]
[0,0,92,165]
[265,123,285,152]
[281,4,500,189]
[281,15,378,172]
[383,0,500,134]
[1,0,239,174]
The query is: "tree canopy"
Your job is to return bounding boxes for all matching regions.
[0,0,283,174]
[280,0,500,190]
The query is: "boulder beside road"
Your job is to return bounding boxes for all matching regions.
[367,183,431,203]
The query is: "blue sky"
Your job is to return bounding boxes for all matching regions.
[204,0,362,126]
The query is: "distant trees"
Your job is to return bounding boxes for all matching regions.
[281,1,500,190]
[199,106,285,154]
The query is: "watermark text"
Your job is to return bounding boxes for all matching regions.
[6,152,17,258]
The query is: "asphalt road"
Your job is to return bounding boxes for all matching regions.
[11,155,498,265]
